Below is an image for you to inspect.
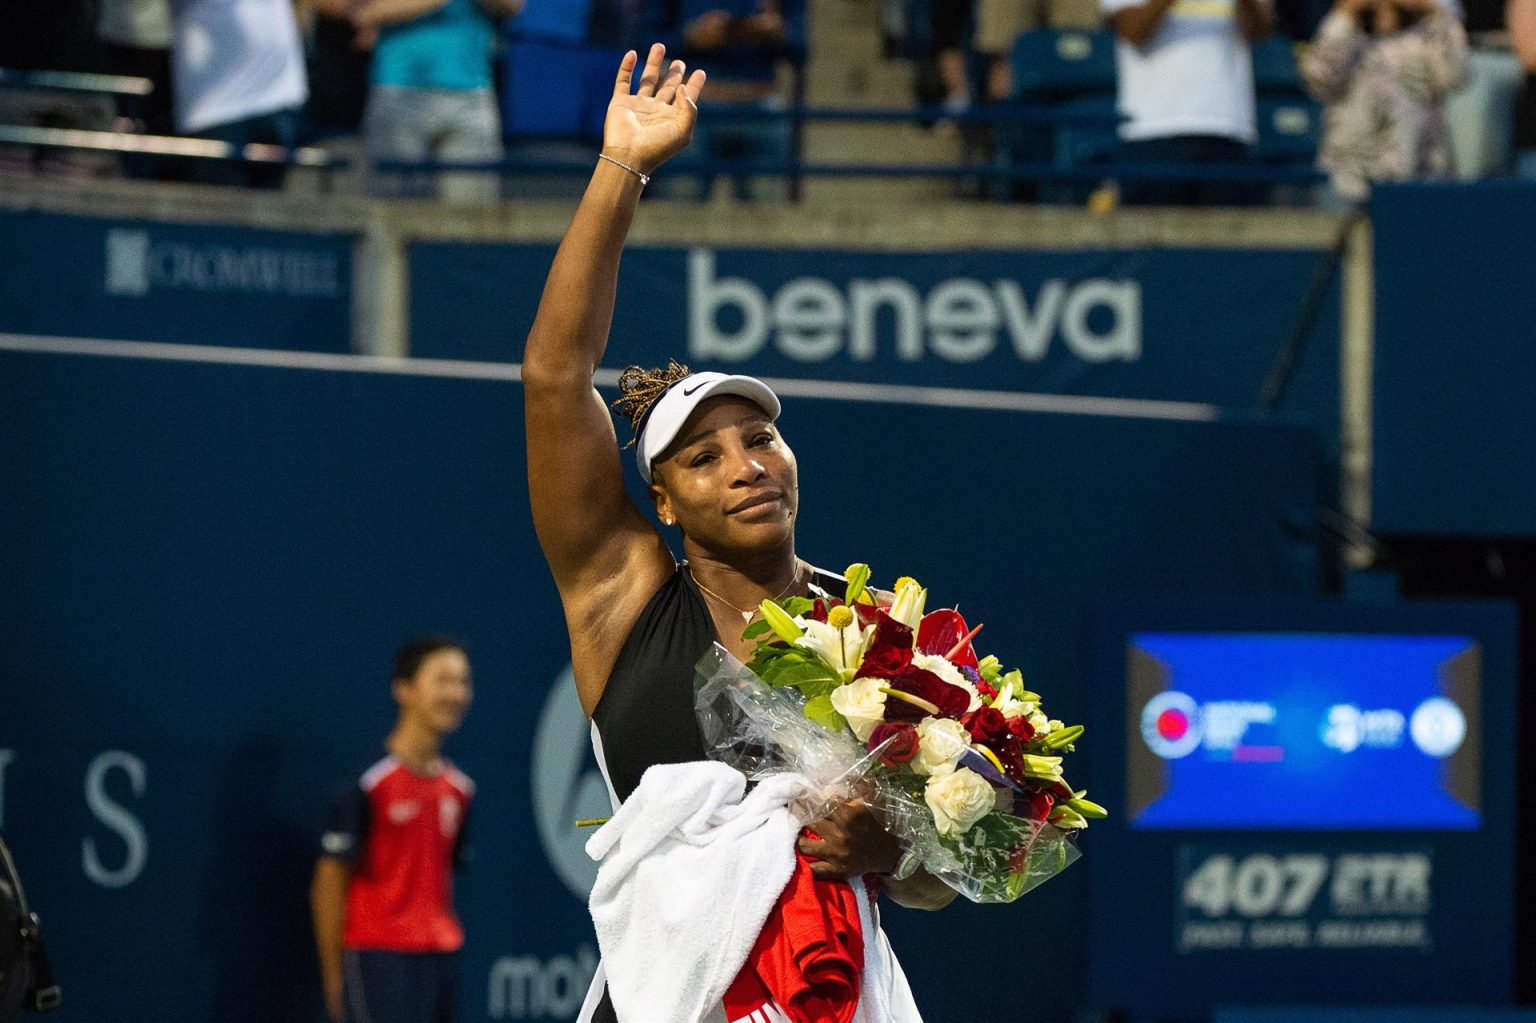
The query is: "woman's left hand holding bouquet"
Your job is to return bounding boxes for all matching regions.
[798,800,956,909]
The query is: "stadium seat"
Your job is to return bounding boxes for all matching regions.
[499,36,622,141]
[503,0,592,44]
[1011,28,1118,102]
[1053,94,1120,167]
[1251,37,1305,96]
[1252,95,1322,164]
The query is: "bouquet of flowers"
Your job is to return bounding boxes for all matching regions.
[694,565,1104,904]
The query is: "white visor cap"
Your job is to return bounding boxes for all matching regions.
[635,372,782,484]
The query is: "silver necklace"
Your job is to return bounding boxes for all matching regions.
[690,561,805,623]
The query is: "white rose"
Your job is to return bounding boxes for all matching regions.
[913,717,971,776]
[1030,711,1050,735]
[911,652,982,711]
[924,767,996,836]
[830,677,888,741]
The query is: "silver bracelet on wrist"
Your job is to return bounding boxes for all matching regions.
[598,152,650,187]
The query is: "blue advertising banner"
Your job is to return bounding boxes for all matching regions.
[1086,596,1518,1020]
[1372,182,1536,536]
[0,210,352,351]
[1,345,1321,1023]
[409,242,1339,425]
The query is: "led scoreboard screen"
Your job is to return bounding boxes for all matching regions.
[1126,633,1481,830]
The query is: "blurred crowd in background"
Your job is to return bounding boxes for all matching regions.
[1,0,1534,205]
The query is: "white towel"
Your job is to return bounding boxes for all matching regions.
[585,760,926,1023]
[586,761,812,1023]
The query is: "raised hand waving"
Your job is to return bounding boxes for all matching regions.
[603,44,708,176]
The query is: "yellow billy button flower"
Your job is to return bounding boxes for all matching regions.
[827,605,855,629]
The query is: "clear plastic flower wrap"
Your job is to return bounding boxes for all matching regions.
[695,643,1081,904]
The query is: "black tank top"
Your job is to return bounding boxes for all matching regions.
[583,561,842,1023]
[590,561,843,803]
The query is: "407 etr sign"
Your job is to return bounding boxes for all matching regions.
[1176,848,1433,953]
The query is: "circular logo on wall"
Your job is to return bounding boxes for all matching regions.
[531,667,616,901]
[1409,697,1467,758]
[1140,690,1203,759]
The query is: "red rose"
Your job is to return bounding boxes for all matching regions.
[867,722,920,767]
[962,707,1010,745]
[808,598,829,624]
[881,669,973,722]
[858,612,915,679]
[915,609,980,669]
[1007,715,1036,742]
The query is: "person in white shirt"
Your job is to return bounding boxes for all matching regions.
[170,0,309,188]
[1101,0,1274,203]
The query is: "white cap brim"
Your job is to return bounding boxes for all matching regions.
[635,372,781,483]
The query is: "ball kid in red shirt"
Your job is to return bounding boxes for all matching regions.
[311,636,475,1023]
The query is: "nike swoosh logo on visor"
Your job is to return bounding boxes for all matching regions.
[682,382,708,396]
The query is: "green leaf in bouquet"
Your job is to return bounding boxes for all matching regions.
[742,619,774,641]
[765,658,841,696]
[803,694,847,732]
[977,655,1003,686]
[745,642,812,678]
[780,595,819,618]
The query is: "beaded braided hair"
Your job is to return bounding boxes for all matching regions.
[610,359,692,448]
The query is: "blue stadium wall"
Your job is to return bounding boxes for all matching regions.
[0,345,1323,1023]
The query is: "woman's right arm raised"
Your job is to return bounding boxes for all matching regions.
[523,47,706,602]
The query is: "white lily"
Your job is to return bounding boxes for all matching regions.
[991,679,1035,720]
[887,577,928,631]
[795,616,875,676]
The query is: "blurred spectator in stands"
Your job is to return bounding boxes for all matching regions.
[1510,0,1536,175]
[929,0,974,118]
[97,0,180,178]
[302,0,373,138]
[648,0,805,200]
[977,0,1102,102]
[170,0,309,188]
[1103,0,1275,204]
[355,0,522,203]
[1300,0,1466,202]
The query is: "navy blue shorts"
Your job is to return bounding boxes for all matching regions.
[342,950,459,1023]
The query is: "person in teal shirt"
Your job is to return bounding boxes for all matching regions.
[351,0,523,201]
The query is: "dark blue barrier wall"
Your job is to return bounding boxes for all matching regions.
[1,346,1320,1022]
[1373,182,1536,536]
[409,242,1339,429]
[0,210,352,351]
